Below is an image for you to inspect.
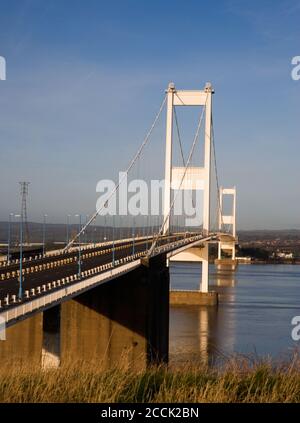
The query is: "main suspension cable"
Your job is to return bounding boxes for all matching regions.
[147,95,208,258]
[64,94,167,251]
[173,106,196,212]
[211,115,226,232]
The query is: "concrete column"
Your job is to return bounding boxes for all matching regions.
[146,255,169,364]
[0,314,42,366]
[60,254,169,369]
[218,242,221,260]
[169,244,218,305]
[232,243,236,260]
[200,244,209,293]
[215,241,237,270]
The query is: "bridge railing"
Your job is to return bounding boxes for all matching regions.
[0,259,142,326]
[0,233,215,323]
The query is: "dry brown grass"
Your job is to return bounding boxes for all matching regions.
[1,354,300,403]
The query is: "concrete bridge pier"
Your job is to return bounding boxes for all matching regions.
[169,244,218,306]
[215,186,238,271]
[215,240,238,271]
[0,313,43,366]
[60,254,169,370]
[0,255,170,370]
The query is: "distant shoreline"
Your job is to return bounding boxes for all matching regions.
[240,260,300,265]
[208,259,300,265]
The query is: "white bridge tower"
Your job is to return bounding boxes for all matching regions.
[166,82,214,294]
[215,187,238,270]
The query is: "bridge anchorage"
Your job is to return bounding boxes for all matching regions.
[0,82,237,369]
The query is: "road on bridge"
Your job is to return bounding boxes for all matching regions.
[0,234,188,306]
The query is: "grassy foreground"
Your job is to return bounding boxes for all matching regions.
[1,356,300,403]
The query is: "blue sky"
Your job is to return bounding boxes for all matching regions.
[0,0,299,229]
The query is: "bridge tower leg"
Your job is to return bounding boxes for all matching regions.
[163,83,175,235]
[200,82,213,293]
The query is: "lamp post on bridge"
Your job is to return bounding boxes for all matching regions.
[112,215,115,267]
[15,214,23,300]
[66,214,71,246]
[93,227,96,247]
[132,233,135,255]
[75,214,82,279]
[7,213,14,264]
[132,219,135,256]
[146,215,149,250]
[85,214,89,245]
[42,214,47,256]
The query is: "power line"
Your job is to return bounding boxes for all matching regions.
[19,182,30,244]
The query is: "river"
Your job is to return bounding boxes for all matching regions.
[169,263,300,365]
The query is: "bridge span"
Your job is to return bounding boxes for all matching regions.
[0,232,220,369]
[0,82,238,369]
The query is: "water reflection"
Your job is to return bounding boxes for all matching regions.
[214,271,236,287]
[169,305,216,365]
[170,264,237,365]
[170,263,300,365]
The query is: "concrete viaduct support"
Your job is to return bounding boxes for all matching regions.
[0,313,43,365]
[0,255,169,370]
[59,254,169,369]
[169,244,219,306]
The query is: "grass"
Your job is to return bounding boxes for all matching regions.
[1,354,300,403]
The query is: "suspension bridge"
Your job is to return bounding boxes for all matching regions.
[0,82,237,369]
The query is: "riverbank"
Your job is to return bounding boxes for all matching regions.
[208,259,300,265]
[245,260,300,265]
[1,356,300,403]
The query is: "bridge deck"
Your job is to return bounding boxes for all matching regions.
[0,234,202,305]
[0,232,218,326]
